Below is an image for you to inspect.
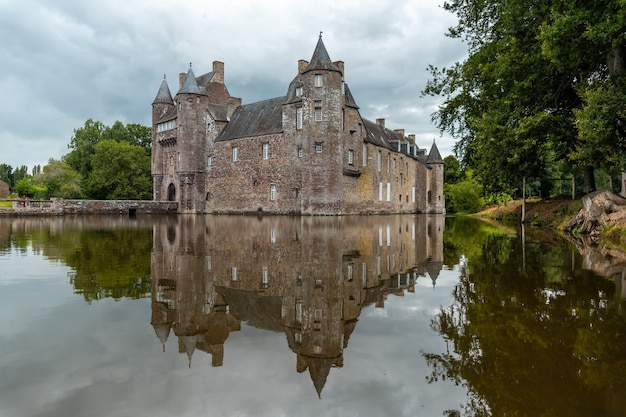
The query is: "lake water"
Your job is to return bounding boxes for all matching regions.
[0,214,624,417]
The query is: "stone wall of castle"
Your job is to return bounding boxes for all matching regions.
[151,40,445,215]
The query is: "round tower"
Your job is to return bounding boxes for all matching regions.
[426,140,445,213]
[152,76,175,201]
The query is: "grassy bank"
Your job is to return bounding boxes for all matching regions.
[475,196,582,229]
[476,195,626,252]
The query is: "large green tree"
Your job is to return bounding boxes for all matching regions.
[424,0,625,197]
[65,119,152,199]
[86,139,152,200]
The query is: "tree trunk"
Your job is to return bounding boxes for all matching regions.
[583,165,596,194]
[565,190,626,235]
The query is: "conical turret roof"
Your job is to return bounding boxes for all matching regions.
[305,34,341,73]
[153,76,174,105]
[427,140,444,164]
[179,65,204,95]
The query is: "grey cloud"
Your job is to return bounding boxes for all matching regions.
[1,0,466,168]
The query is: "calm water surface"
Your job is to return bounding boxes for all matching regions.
[0,215,624,417]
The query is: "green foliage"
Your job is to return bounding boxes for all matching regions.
[445,179,484,214]
[14,177,45,198]
[424,0,625,197]
[0,163,13,188]
[572,79,626,171]
[86,140,152,200]
[64,119,152,200]
[483,191,513,206]
[33,158,83,199]
[65,118,107,178]
[444,154,463,184]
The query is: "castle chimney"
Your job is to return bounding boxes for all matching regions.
[298,60,309,74]
[408,134,416,142]
[394,129,405,137]
[212,61,224,83]
[179,72,186,90]
[376,118,385,128]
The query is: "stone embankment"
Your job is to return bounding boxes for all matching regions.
[1,199,178,216]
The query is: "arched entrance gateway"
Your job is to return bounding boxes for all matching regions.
[167,183,176,202]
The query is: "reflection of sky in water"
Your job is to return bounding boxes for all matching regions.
[0,249,466,417]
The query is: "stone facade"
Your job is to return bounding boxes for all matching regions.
[152,36,445,215]
[3,199,177,215]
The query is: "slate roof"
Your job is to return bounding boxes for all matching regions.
[153,77,174,105]
[343,84,359,109]
[363,118,431,165]
[196,71,216,87]
[427,141,444,164]
[156,107,177,124]
[363,118,404,149]
[178,67,205,95]
[208,104,229,122]
[305,35,341,74]
[217,96,285,141]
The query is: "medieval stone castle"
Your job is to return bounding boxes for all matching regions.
[151,36,445,215]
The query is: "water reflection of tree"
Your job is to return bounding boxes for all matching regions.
[425,226,626,417]
[1,217,152,302]
[63,228,152,302]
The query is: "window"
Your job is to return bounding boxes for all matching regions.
[386,183,391,201]
[262,267,269,288]
[296,302,302,323]
[314,101,322,121]
[270,184,277,201]
[296,86,303,97]
[387,153,390,172]
[412,186,416,203]
[232,147,238,162]
[207,156,212,167]
[262,143,269,160]
[314,309,322,322]
[231,266,237,281]
[296,106,303,129]
[347,264,353,281]
[362,143,368,166]
[170,156,174,166]
[315,143,323,154]
[315,74,323,87]
[378,182,383,201]
[377,151,382,171]
[157,120,175,132]
[298,147,303,158]
[348,149,354,165]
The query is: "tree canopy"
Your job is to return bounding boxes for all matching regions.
[63,119,152,200]
[424,0,625,197]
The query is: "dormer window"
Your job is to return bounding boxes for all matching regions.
[315,74,323,87]
[296,86,303,97]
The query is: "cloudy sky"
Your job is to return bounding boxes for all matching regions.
[1,0,466,170]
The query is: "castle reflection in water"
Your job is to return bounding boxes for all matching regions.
[150,215,444,396]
